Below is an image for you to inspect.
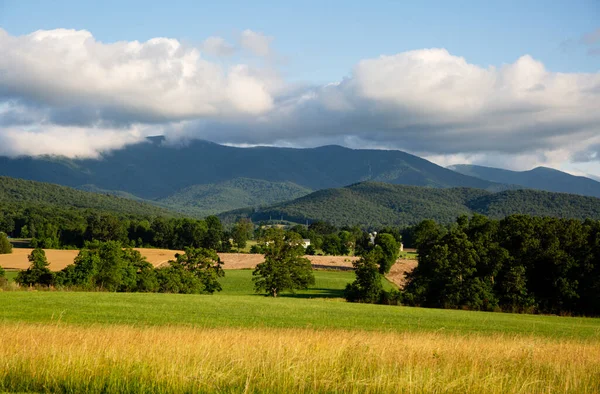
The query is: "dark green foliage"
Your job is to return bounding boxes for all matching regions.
[46,242,225,294]
[344,249,383,303]
[321,234,342,255]
[232,218,253,250]
[158,248,224,294]
[0,176,176,217]
[158,178,312,217]
[253,228,315,297]
[0,265,6,287]
[404,215,600,316]
[451,164,600,198]
[57,241,154,291]
[0,231,12,254]
[15,248,54,287]
[305,244,316,255]
[374,233,400,274]
[0,188,227,250]
[220,182,600,229]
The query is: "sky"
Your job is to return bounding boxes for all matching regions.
[0,0,599,177]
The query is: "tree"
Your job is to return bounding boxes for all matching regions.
[204,216,224,251]
[344,249,384,303]
[321,234,342,255]
[0,232,12,254]
[253,228,315,297]
[232,219,253,250]
[16,248,54,286]
[374,233,400,274]
[0,265,7,287]
[165,247,225,294]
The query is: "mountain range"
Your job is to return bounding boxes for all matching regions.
[449,164,600,198]
[1,138,600,218]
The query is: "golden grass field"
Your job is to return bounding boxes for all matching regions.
[2,323,598,393]
[0,248,416,286]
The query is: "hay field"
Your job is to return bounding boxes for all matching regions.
[0,249,415,286]
[0,248,180,271]
[2,323,599,393]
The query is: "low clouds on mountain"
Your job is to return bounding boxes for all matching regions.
[0,28,599,174]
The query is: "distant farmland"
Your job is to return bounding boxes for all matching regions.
[0,248,417,287]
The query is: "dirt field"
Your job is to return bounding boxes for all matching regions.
[0,249,415,287]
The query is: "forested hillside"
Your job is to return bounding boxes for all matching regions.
[219,182,600,228]
[0,176,176,217]
[157,178,312,217]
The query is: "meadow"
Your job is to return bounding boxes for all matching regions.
[2,270,600,393]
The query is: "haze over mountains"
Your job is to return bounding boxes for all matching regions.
[1,138,600,219]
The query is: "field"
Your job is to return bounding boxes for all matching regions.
[2,281,600,393]
[2,263,599,392]
[0,248,417,287]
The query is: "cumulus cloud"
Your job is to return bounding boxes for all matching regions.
[0,28,275,125]
[201,36,236,57]
[239,29,273,57]
[0,28,599,177]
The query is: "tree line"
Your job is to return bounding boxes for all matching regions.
[0,205,235,251]
[346,214,600,317]
[2,229,316,298]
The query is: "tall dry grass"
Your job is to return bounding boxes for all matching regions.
[1,323,599,393]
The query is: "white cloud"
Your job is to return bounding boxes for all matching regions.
[0,124,145,158]
[0,28,275,123]
[239,29,273,57]
[201,36,236,57]
[1,28,599,178]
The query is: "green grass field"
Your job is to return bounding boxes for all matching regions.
[3,269,18,283]
[1,270,598,339]
[2,269,600,393]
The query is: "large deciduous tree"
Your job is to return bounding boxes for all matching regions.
[16,248,54,286]
[253,228,315,297]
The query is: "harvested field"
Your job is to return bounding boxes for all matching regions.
[0,249,414,287]
[0,249,358,271]
[0,248,181,271]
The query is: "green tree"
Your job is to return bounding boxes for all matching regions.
[253,228,315,297]
[374,233,400,274]
[232,219,253,250]
[204,216,224,251]
[0,232,12,254]
[165,247,225,294]
[15,248,54,286]
[321,234,342,255]
[344,249,383,303]
[0,265,7,287]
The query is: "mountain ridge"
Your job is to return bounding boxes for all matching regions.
[449,164,600,198]
[218,181,600,228]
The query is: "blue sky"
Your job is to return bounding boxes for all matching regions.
[1,0,597,82]
[0,0,599,176]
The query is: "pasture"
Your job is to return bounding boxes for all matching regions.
[2,261,599,392]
